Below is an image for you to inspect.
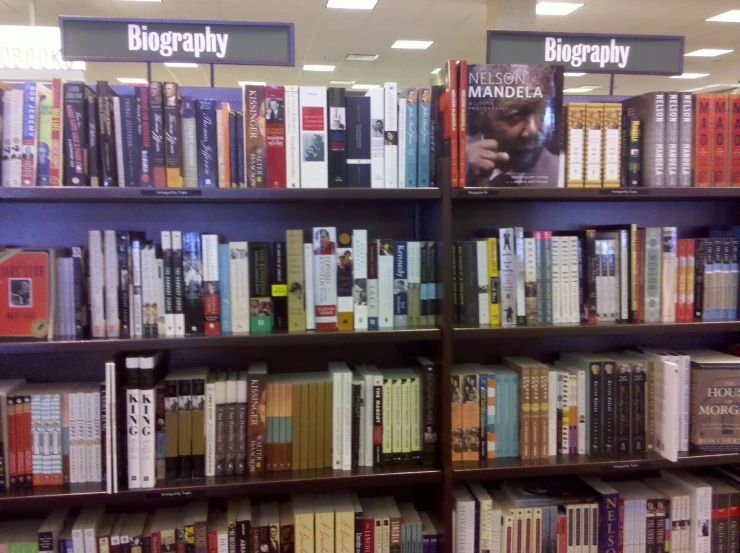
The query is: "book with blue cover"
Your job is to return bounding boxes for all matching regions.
[393,241,408,328]
[219,243,231,334]
[403,88,418,188]
[417,88,431,188]
[196,99,218,188]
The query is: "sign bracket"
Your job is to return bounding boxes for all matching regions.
[609,74,615,95]
[210,64,215,88]
[146,61,151,83]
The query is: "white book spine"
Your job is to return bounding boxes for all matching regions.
[304,243,315,330]
[105,362,114,493]
[89,230,106,338]
[229,241,250,333]
[126,386,141,489]
[2,90,23,187]
[575,370,586,454]
[397,97,407,187]
[299,86,328,188]
[491,505,502,553]
[92,390,102,482]
[76,391,88,483]
[552,237,562,324]
[131,240,143,338]
[479,499,493,553]
[680,355,690,452]
[161,231,175,337]
[285,85,301,188]
[515,228,525,322]
[548,370,557,456]
[619,231,628,321]
[354,230,369,331]
[362,372,374,467]
[104,230,120,337]
[156,257,165,337]
[342,369,352,470]
[567,237,577,323]
[172,231,185,336]
[139,383,155,489]
[561,375,569,452]
[498,229,516,326]
[586,113,602,185]
[313,227,338,330]
[83,525,98,553]
[476,241,491,325]
[378,240,394,328]
[366,88,385,188]
[455,499,476,553]
[71,526,85,553]
[608,239,618,322]
[384,82,398,188]
[112,96,126,187]
[661,228,678,322]
[205,377,216,477]
[217,529,228,553]
[331,369,343,469]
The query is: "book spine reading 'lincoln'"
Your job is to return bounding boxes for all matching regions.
[149,82,166,188]
[245,85,266,188]
[265,85,287,188]
[196,99,218,188]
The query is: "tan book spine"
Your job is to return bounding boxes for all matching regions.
[530,364,540,459]
[316,504,335,553]
[602,103,622,187]
[278,382,287,471]
[178,377,193,478]
[286,230,306,332]
[324,379,333,468]
[285,383,293,470]
[383,377,394,464]
[566,103,586,187]
[400,376,411,462]
[391,377,402,463]
[522,367,531,460]
[265,383,274,471]
[539,365,549,459]
[316,380,325,470]
[335,501,354,553]
[585,103,604,187]
[307,382,318,469]
[294,510,314,553]
[299,382,309,470]
[292,382,301,471]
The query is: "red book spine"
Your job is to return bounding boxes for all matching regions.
[207,530,218,553]
[7,396,16,486]
[713,94,730,187]
[458,60,467,188]
[151,532,161,553]
[694,94,713,187]
[265,86,286,188]
[731,96,740,186]
[361,519,373,553]
[557,514,567,553]
[222,103,232,188]
[687,239,696,320]
[22,395,31,486]
[447,60,459,187]
[50,78,63,186]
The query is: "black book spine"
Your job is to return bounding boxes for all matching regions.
[191,376,205,478]
[462,241,478,326]
[603,361,617,455]
[695,239,706,321]
[173,233,184,332]
[616,362,631,454]
[373,381,382,466]
[85,89,99,187]
[712,492,730,553]
[196,99,218,188]
[229,112,239,187]
[346,95,371,187]
[121,95,140,187]
[225,389,236,476]
[729,490,740,553]
[589,361,602,455]
[155,383,165,481]
[586,230,597,324]
[117,231,131,339]
[236,519,250,553]
[149,82,166,188]
[182,231,204,336]
[628,119,642,187]
[96,81,117,187]
[270,241,288,330]
[351,383,361,469]
[457,243,464,326]
[136,85,153,187]
[250,242,272,331]
[71,246,84,340]
[654,501,666,553]
[63,82,87,186]
[236,112,246,188]
[164,378,178,480]
[178,378,192,479]
[328,87,348,188]
[631,359,646,452]
[215,387,226,477]
[646,499,656,553]
[451,242,458,326]
[416,357,437,466]
[420,241,429,325]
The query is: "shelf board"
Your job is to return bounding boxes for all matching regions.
[0,187,441,203]
[0,467,441,508]
[0,328,441,354]
[452,187,740,201]
[453,321,740,339]
[452,452,740,481]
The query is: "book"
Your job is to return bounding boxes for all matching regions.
[384,83,398,188]
[679,91,693,188]
[403,88,418,188]
[181,97,198,188]
[665,92,679,187]
[284,86,301,188]
[346,95,371,188]
[62,82,86,187]
[299,87,328,188]
[182,232,204,336]
[163,82,183,188]
[622,92,666,187]
[603,103,622,187]
[195,99,218,188]
[418,88,432,188]
[732,96,740,187]
[365,88,385,189]
[202,234,220,336]
[584,103,603,187]
[270,241,288,331]
[313,227,338,331]
[149,82,166,188]
[565,103,586,187]
[217,102,231,188]
[247,363,267,476]
[265,86,286,188]
[714,94,730,187]
[250,242,272,333]
[694,93,713,188]
[50,79,64,186]
[36,84,52,186]
[0,249,51,339]
[229,241,250,334]
[353,230,369,331]
[328,87,348,188]
[286,230,306,332]
[244,85,266,188]
[135,85,152,187]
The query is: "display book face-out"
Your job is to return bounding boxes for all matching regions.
[464,64,564,188]
[0,248,50,339]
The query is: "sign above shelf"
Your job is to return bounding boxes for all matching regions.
[59,17,294,67]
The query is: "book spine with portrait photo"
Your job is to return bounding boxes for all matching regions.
[249,242,272,333]
[367,240,379,330]
[312,227,338,331]
[135,85,151,187]
[195,99,218,188]
[217,102,231,188]
[403,88,418,188]
[148,82,166,188]
[336,230,354,331]
[270,241,288,331]
[383,82,398,188]
[20,82,38,188]
[286,230,306,332]
[346,95,371,188]
[299,87,328,188]
[328,87,348,188]
[498,229,516,327]
[202,234,220,336]
[180,97,197,188]
[365,88,385,188]
[284,86,301,188]
[393,241,408,329]
[265,86,286,188]
[163,82,183,188]
[244,85,266,188]
[182,231,204,336]
[665,92,679,187]
[62,82,86,187]
[418,88,431,188]
[353,229,369,331]
[565,103,586,187]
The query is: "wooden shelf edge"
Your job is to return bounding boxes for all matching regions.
[451,452,740,481]
[0,188,441,203]
[0,468,442,507]
[452,187,740,201]
[453,321,740,339]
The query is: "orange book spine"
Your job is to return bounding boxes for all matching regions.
[285,382,293,471]
[458,60,468,188]
[266,383,274,471]
[731,96,740,186]
[686,239,696,321]
[694,94,713,187]
[222,103,232,188]
[278,382,286,471]
[487,377,495,460]
[713,94,730,186]
[448,60,459,188]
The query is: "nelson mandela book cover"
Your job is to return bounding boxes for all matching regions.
[465,64,564,187]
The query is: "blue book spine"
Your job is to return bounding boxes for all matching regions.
[479,373,487,459]
[121,95,140,187]
[417,89,431,188]
[219,243,231,334]
[500,373,509,458]
[346,96,371,187]
[404,89,418,188]
[393,241,408,328]
[511,373,520,458]
[196,99,218,188]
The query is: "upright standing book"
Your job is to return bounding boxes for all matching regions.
[418,88,431,188]
[299,87,328,188]
[403,88,418,188]
[182,232,204,336]
[250,242,272,333]
[163,82,183,188]
[149,82,167,188]
[346,95,371,188]
[181,97,198,188]
[135,85,152,187]
[312,227,338,331]
[244,85,266,188]
[337,231,354,330]
[622,92,666,187]
[328,88,348,188]
[21,82,38,187]
[195,99,218,188]
[284,86,301,188]
[265,86,287,188]
[384,82,398,188]
[63,82,86,186]
[365,88,385,188]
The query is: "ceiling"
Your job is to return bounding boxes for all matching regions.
[2,0,740,94]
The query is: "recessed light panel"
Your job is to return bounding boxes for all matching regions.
[303,64,336,72]
[669,73,709,79]
[391,40,433,50]
[345,54,378,61]
[536,2,584,15]
[706,10,740,22]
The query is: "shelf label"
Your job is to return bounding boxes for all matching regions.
[611,463,640,469]
[599,189,649,196]
[141,189,203,197]
[146,489,206,499]
[462,189,499,197]
[487,30,683,75]
[60,17,294,66]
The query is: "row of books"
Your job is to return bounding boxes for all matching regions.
[452,349,740,463]
[0,494,442,553]
[0,79,441,189]
[123,354,436,489]
[455,226,740,328]
[454,468,740,553]
[0,228,439,340]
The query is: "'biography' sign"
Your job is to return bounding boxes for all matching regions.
[59,17,294,66]
[487,30,683,75]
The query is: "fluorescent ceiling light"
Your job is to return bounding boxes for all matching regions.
[326,0,378,9]
[706,10,740,22]
[564,72,586,77]
[303,64,336,72]
[669,73,709,79]
[239,81,266,86]
[392,40,433,50]
[685,48,733,57]
[345,54,378,61]
[117,0,161,2]
[117,77,148,84]
[536,2,584,15]
[683,83,739,92]
[351,84,379,90]
[563,86,601,92]
[330,80,355,86]
[431,67,441,74]
[164,62,199,68]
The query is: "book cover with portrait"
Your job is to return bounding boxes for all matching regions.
[0,249,50,339]
[465,64,563,187]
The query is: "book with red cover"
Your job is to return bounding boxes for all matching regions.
[731,96,740,186]
[265,86,286,188]
[440,60,459,187]
[713,94,729,187]
[694,93,713,187]
[244,85,267,188]
[458,60,468,188]
[0,249,51,339]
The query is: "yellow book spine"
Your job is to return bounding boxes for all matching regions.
[488,237,500,326]
[401,377,411,460]
[585,103,605,187]
[316,509,335,553]
[565,103,586,187]
[602,103,622,187]
[335,508,354,553]
[316,380,325,469]
[295,512,314,553]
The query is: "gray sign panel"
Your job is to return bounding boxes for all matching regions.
[60,17,294,66]
[487,30,683,75]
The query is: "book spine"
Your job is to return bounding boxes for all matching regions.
[447,61,459,187]
[378,239,394,329]
[603,103,622,187]
[714,94,730,187]
[661,227,678,323]
[126,372,140,489]
[313,228,338,331]
[49,78,63,186]
[418,88,431,187]
[679,91,693,187]
[394,242,409,328]
[666,92,679,187]
[217,102,231,188]
[164,83,183,187]
[229,241,250,334]
[299,87,328,188]
[285,86,301,188]
[245,85,267,187]
[247,373,266,475]
[499,229,516,326]
[584,103,603,187]
[368,241,379,330]
[135,85,152,187]
[398,96,407,188]
[139,366,156,488]
[219,243,231,334]
[489,237,501,326]
[644,228,662,323]
[731,96,740,187]
[177,378,192,479]
[182,231,204,335]
[181,97,198,188]
[286,231,306,332]
[271,241,288,331]
[19,82,38,187]
[123,95,141,187]
[694,93,713,187]
[543,232,553,325]
[515,228,526,325]
[461,241,478,326]
[404,89,418,188]
[347,95,372,188]
[266,86,287,188]
[131,239,143,338]
[203,234,221,336]
[384,82,398,188]
[653,92,666,187]
[566,103,585,187]
[196,99,218,188]
[116,231,131,339]
[366,88,385,188]
[476,240,490,325]
[236,111,246,187]
[328,87,348,188]
[191,376,206,478]
[354,230,369,331]
[525,236,537,325]
[603,361,617,456]
[250,242,272,332]
[148,82,166,187]
[63,82,87,186]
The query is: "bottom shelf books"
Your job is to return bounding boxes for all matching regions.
[0,494,443,553]
[454,466,740,553]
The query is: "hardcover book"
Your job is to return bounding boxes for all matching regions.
[418,88,431,188]
[602,103,622,187]
[403,88,418,188]
[270,241,288,331]
[37,84,52,186]
[265,86,286,188]
[0,249,50,339]
[181,97,198,188]
[217,101,231,188]
[679,92,693,187]
[732,96,740,187]
[623,92,666,187]
[195,99,218,188]
[353,229,368,331]
[284,86,301,188]
[464,64,563,187]
[1,89,22,187]
[235,111,246,187]
[328,87,348,188]
[312,227,338,331]
[202,234,220,336]
[346,95,371,188]
[244,85,266,188]
[121,94,141,188]
[664,92,679,187]
[713,94,730,187]
[286,230,306,332]
[63,82,87,186]
[163,82,183,188]
[149,82,166,188]
[384,82,398,188]
[299,87,328,188]
[393,241,408,328]
[21,82,37,187]
[182,232,204,336]
[250,242,272,333]
[337,231,354,330]
[135,85,152,187]
[694,93,713,188]
[584,103,603,187]
[50,79,63,186]
[365,88,385,188]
